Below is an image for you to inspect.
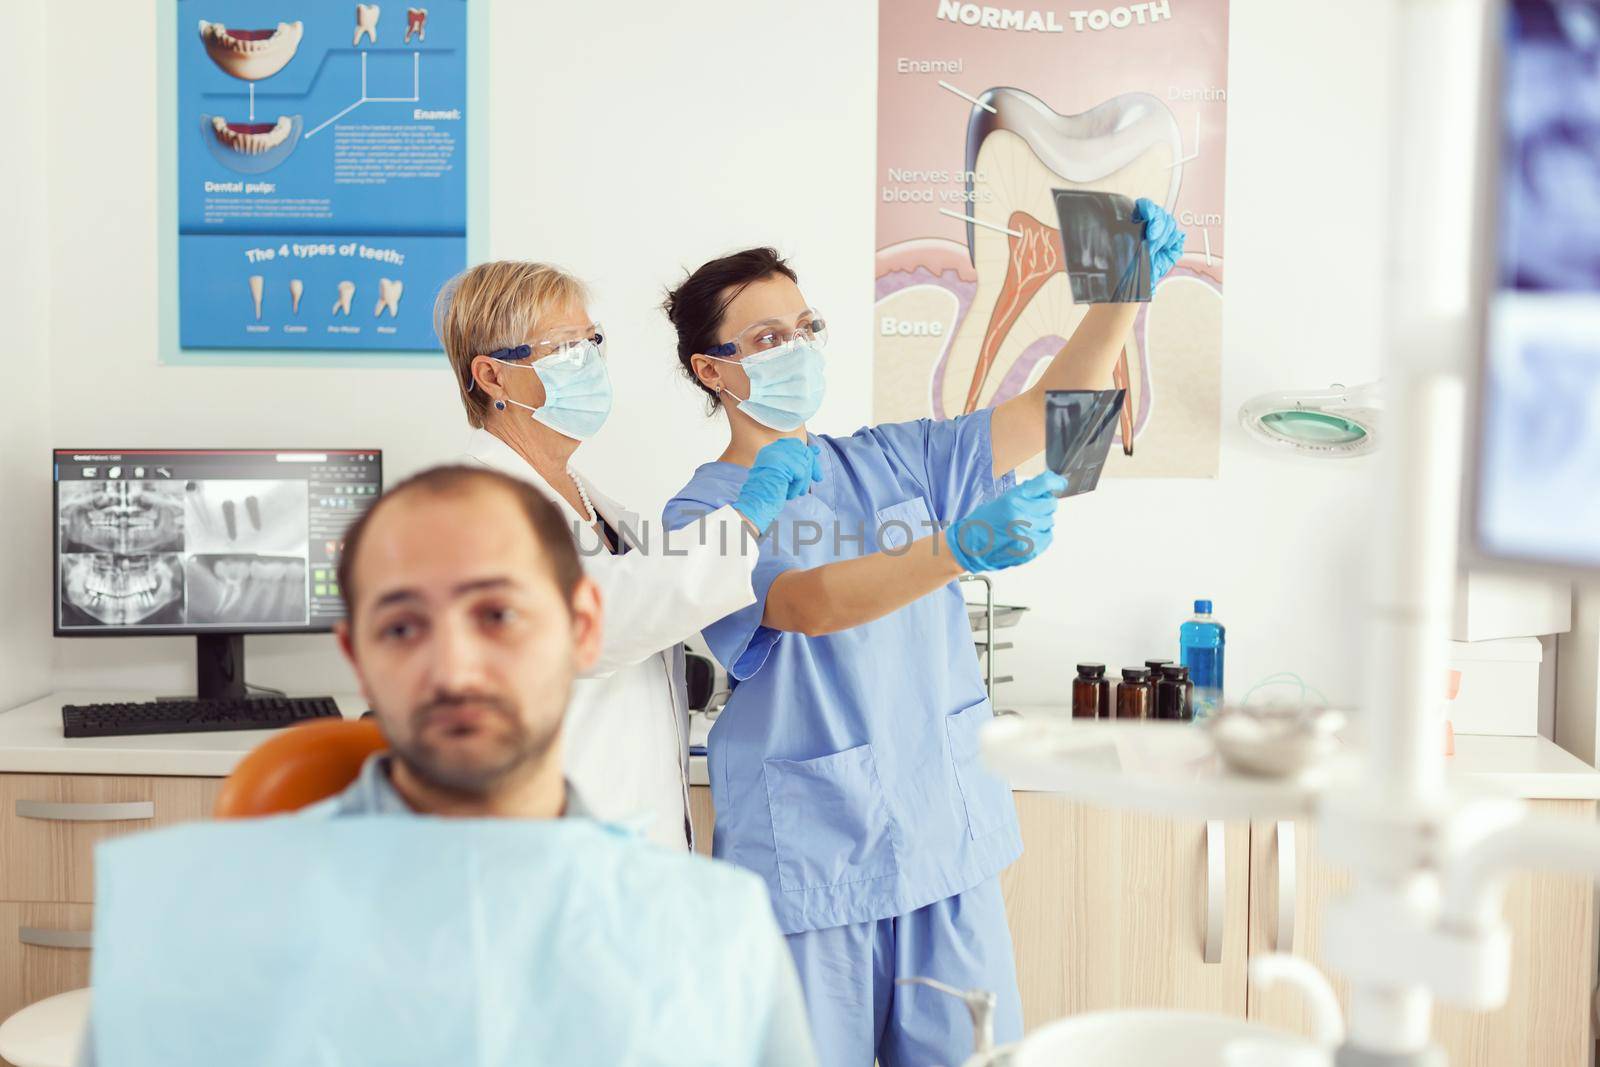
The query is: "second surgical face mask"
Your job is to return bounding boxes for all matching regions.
[708,338,827,432]
[498,340,613,441]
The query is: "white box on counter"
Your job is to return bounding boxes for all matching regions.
[1452,570,1572,642]
[1447,636,1543,736]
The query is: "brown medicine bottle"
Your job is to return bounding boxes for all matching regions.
[1073,663,1112,719]
[1115,668,1154,720]
[1156,664,1194,722]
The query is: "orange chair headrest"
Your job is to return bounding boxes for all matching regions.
[214,717,388,818]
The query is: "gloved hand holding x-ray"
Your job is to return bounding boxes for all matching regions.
[1051,192,1185,304]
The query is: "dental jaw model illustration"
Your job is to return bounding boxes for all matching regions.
[333,281,356,316]
[374,278,403,318]
[355,5,381,45]
[289,279,304,314]
[406,8,427,43]
[248,275,264,320]
[198,21,303,80]
[197,21,303,174]
[947,89,1182,450]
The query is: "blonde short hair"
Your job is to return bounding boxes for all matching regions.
[433,261,591,428]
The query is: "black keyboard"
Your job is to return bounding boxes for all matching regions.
[62,697,343,738]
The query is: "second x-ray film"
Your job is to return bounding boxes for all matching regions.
[1046,388,1127,497]
[1052,190,1153,304]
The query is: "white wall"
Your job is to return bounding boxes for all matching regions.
[34,0,1388,707]
[0,2,56,708]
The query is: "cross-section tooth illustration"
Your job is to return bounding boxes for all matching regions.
[289,280,304,314]
[355,4,381,45]
[406,8,427,43]
[197,20,304,81]
[946,88,1182,430]
[248,275,264,320]
[333,281,356,316]
[201,114,303,175]
[374,278,404,318]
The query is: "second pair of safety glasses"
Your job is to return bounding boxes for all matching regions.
[705,310,828,360]
[468,324,606,391]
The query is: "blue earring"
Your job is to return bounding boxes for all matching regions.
[494,399,507,411]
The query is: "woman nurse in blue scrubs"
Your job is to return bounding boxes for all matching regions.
[661,204,1185,1065]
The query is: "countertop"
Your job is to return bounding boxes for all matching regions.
[5,693,1600,801]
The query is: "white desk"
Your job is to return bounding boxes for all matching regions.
[0,691,369,777]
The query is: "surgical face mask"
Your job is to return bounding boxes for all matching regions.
[706,337,826,432]
[495,339,613,441]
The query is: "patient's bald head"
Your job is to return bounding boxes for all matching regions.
[334,467,602,809]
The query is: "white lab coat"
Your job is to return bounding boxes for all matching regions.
[460,428,756,849]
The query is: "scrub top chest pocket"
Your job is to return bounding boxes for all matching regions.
[762,744,903,893]
[873,496,935,554]
[946,699,1015,839]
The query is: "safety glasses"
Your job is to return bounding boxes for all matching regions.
[705,310,828,360]
[468,324,605,391]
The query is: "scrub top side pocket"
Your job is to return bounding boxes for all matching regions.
[873,496,935,555]
[762,744,902,892]
[945,699,1016,839]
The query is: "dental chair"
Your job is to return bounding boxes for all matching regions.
[0,719,386,1067]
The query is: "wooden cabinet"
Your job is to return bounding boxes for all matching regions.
[1247,801,1597,1067]
[692,786,1597,1063]
[999,793,1250,1028]
[0,774,218,1034]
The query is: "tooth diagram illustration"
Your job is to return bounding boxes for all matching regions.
[248,275,264,320]
[198,20,304,81]
[947,89,1182,439]
[210,116,294,156]
[406,8,427,43]
[333,281,356,316]
[354,4,381,45]
[289,279,304,314]
[200,114,304,175]
[374,279,404,318]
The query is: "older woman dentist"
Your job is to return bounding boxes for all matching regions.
[432,261,819,849]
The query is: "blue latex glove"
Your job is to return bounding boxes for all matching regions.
[945,472,1068,573]
[732,438,824,532]
[1135,197,1186,284]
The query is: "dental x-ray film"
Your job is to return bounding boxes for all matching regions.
[1046,388,1127,497]
[1052,190,1153,304]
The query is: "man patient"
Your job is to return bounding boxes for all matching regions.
[81,466,816,1067]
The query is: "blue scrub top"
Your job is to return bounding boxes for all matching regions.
[663,411,1022,935]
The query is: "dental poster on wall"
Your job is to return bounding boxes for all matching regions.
[174,0,466,354]
[875,1,1229,478]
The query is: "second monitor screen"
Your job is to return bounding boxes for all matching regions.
[54,450,381,634]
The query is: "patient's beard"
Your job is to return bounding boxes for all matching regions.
[392,690,563,803]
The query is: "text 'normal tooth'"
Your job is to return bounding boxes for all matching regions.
[406,8,427,43]
[197,20,303,81]
[248,275,264,320]
[333,281,356,316]
[355,4,381,45]
[289,279,303,314]
[374,278,404,318]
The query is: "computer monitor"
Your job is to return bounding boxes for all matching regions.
[1470,0,1600,570]
[53,448,383,699]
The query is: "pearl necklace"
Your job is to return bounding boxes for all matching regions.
[569,468,597,524]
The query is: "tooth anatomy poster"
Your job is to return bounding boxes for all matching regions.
[875,0,1229,477]
[174,0,468,354]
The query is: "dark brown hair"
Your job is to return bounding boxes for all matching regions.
[336,465,583,621]
[662,247,798,413]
